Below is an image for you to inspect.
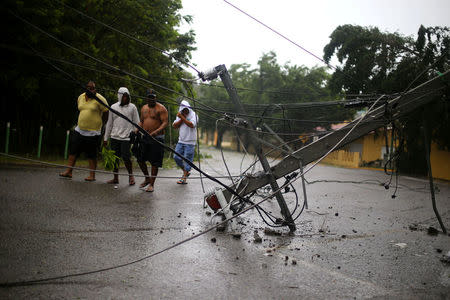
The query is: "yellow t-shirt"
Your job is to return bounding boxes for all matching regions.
[77,93,109,131]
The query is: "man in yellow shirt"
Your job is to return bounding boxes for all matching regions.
[60,81,109,181]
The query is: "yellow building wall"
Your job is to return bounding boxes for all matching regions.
[208,128,449,181]
[361,131,392,163]
[321,150,360,168]
[430,144,450,181]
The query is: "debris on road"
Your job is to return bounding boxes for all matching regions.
[264,228,282,236]
[440,251,450,264]
[409,224,418,231]
[253,231,262,243]
[427,227,439,236]
[394,243,407,249]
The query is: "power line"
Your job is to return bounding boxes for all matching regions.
[0,93,382,287]
[222,0,363,88]
[0,43,398,115]
[222,0,334,69]
[9,10,225,119]
[2,33,383,136]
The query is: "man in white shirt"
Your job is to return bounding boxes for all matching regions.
[172,100,198,184]
[103,87,140,185]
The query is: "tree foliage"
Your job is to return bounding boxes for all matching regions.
[0,0,195,154]
[323,24,450,175]
[195,52,351,149]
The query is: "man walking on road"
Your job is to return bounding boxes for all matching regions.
[172,100,198,184]
[136,89,168,192]
[103,87,140,185]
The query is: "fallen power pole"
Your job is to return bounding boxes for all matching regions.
[201,66,449,231]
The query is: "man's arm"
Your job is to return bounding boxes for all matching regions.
[103,110,114,147]
[136,105,144,132]
[173,115,183,129]
[102,111,109,125]
[132,105,140,125]
[173,112,194,128]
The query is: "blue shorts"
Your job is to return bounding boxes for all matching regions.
[174,143,195,172]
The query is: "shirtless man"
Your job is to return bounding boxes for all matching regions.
[137,89,168,192]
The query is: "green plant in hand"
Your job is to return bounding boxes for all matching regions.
[101,147,120,171]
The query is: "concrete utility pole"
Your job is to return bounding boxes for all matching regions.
[201,67,449,232]
[201,64,296,231]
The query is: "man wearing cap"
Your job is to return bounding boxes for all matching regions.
[172,99,198,184]
[103,87,140,186]
[137,89,168,192]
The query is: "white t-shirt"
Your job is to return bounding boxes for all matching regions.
[173,100,198,145]
[104,102,140,141]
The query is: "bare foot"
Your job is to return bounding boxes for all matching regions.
[84,177,96,182]
[129,176,135,186]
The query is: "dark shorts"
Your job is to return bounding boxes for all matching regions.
[136,135,165,167]
[110,138,131,161]
[69,130,101,159]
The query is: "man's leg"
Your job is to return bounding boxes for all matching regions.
[85,159,97,181]
[60,131,79,178]
[60,154,77,178]
[183,144,195,178]
[107,139,120,184]
[124,160,135,185]
[107,166,119,184]
[146,166,158,192]
[183,145,195,183]
[173,143,185,171]
[85,134,100,181]
[138,161,151,187]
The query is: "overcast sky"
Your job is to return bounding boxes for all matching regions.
[179,0,450,74]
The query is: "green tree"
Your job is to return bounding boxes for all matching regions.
[323,24,450,175]
[0,0,195,155]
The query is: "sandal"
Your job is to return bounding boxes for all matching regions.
[84,177,96,182]
[177,178,187,184]
[140,181,150,188]
[129,176,135,186]
[59,173,72,179]
[145,185,154,192]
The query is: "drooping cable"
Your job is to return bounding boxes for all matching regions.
[22,39,254,205]
[216,118,236,185]
[184,81,205,193]
[0,90,388,287]
[222,0,332,69]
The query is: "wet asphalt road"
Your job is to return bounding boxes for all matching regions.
[0,147,449,299]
